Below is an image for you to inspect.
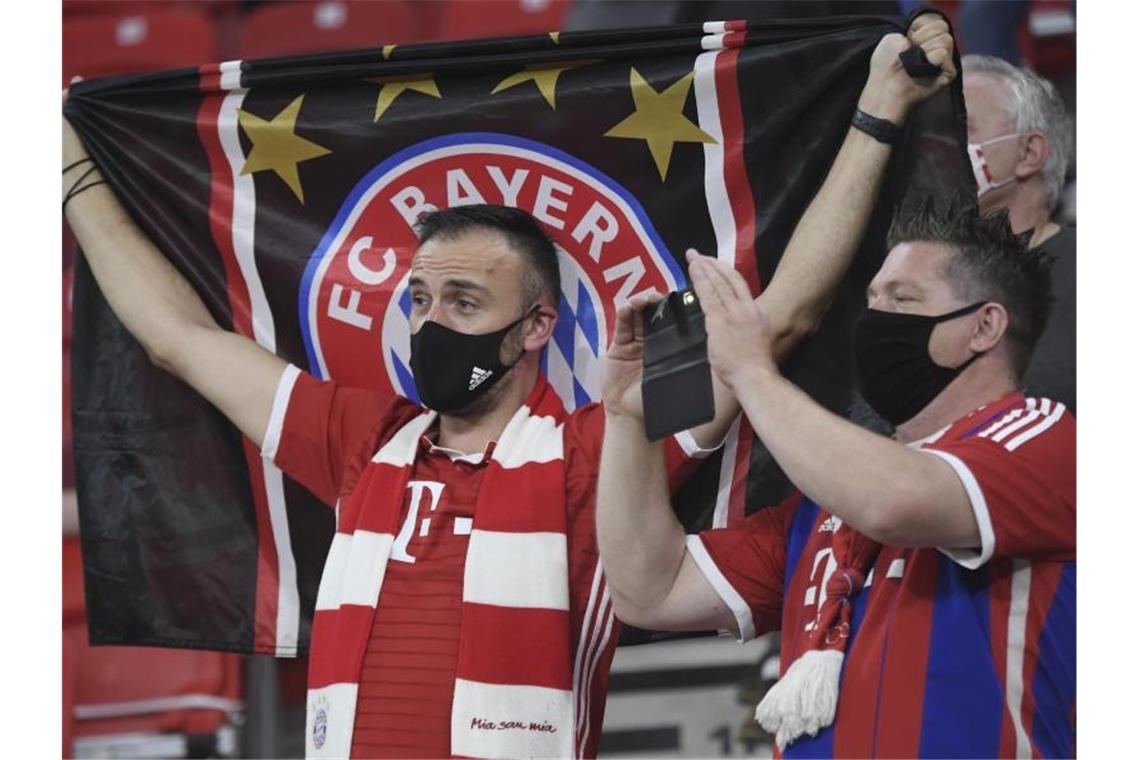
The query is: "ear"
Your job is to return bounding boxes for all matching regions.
[969,302,1008,354]
[1014,132,1049,180]
[521,304,558,352]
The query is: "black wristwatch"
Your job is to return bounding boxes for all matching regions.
[851,108,905,145]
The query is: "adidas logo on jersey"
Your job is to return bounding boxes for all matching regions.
[469,366,493,390]
[818,515,842,533]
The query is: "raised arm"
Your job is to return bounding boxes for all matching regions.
[597,297,738,633]
[63,99,286,449]
[597,17,959,628]
[686,13,957,448]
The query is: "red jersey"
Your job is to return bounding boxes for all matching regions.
[265,367,712,757]
[687,392,1075,758]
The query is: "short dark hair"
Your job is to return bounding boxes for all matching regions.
[886,197,1053,379]
[414,204,561,309]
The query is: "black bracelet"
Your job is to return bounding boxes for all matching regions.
[62,181,108,212]
[63,157,93,175]
[851,108,905,145]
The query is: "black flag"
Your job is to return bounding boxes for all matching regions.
[65,16,971,655]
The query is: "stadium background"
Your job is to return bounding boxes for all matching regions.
[60,1,1076,757]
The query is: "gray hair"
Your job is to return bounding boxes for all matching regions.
[962,55,1074,210]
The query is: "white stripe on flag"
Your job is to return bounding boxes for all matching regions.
[703,21,728,34]
[1005,401,1066,451]
[693,50,736,266]
[701,34,728,51]
[219,59,243,91]
[1006,560,1034,758]
[713,417,741,528]
[218,90,300,655]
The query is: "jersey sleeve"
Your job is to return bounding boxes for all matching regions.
[561,403,726,496]
[260,365,412,507]
[684,494,795,642]
[921,402,1075,567]
[664,428,728,492]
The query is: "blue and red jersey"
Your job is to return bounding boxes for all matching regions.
[689,391,1075,758]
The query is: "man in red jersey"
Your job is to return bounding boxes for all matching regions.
[597,202,1075,757]
[62,14,955,759]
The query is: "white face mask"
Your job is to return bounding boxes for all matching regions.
[968,132,1022,197]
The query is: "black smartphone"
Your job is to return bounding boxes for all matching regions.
[641,289,715,441]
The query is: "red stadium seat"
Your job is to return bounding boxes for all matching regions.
[237,0,416,60]
[430,0,571,42]
[1019,0,1075,78]
[63,7,217,83]
[61,539,244,758]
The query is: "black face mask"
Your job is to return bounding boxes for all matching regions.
[852,302,987,426]
[408,308,534,414]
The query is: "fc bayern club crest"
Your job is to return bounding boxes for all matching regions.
[312,705,328,750]
[301,132,685,412]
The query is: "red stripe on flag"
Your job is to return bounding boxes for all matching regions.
[198,63,221,93]
[713,47,760,292]
[195,81,281,654]
[712,46,761,525]
[459,604,573,690]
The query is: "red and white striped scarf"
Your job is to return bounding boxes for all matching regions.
[304,377,579,758]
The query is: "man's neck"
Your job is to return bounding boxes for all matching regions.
[436,363,538,454]
[991,182,1057,246]
[894,363,1017,445]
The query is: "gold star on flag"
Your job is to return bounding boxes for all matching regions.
[366,74,441,122]
[604,68,716,181]
[237,95,331,203]
[549,32,560,45]
[382,44,397,60]
[491,61,588,109]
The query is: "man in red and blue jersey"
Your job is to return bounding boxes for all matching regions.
[597,201,1075,758]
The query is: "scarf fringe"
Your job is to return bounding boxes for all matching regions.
[755,649,844,750]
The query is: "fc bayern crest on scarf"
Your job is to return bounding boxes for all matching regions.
[301,132,685,412]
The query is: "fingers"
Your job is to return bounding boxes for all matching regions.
[611,302,637,346]
[626,288,664,313]
[706,257,753,303]
[909,15,957,83]
[688,254,730,313]
[908,15,948,45]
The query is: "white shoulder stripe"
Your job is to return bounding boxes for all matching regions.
[1005,401,1066,451]
[685,535,756,641]
[261,364,301,462]
[977,407,1023,439]
[990,398,1044,443]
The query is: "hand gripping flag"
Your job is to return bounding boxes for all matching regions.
[65,17,973,655]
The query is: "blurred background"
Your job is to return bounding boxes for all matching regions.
[61,1,1075,757]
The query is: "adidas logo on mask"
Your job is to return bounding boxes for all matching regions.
[469,366,493,391]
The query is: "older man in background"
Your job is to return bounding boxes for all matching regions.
[963,54,1075,412]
